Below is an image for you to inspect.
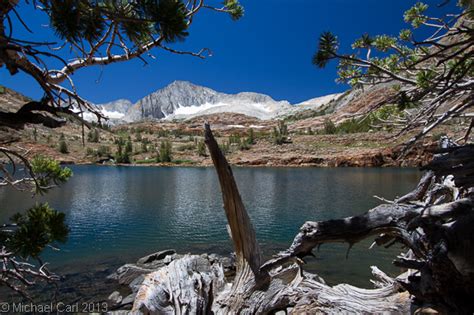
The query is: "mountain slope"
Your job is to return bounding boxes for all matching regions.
[126,81,293,121]
[78,99,133,123]
[294,93,342,109]
[100,99,133,114]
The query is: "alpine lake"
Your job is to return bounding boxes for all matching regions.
[0,165,421,304]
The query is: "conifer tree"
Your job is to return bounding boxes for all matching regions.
[58,139,68,154]
[125,140,133,154]
[197,140,207,156]
[158,140,173,162]
[141,141,148,153]
[32,128,37,142]
[247,128,255,145]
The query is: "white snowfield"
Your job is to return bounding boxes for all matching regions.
[294,93,342,109]
[77,107,126,123]
[169,99,292,121]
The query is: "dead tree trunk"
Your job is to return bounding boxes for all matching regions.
[132,125,474,314]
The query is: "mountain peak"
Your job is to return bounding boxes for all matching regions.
[165,80,201,90]
[168,80,193,86]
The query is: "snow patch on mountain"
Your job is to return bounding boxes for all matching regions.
[73,98,133,124]
[76,108,127,124]
[170,99,292,120]
[294,93,342,109]
[173,102,224,116]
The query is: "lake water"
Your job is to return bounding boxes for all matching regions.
[0,165,420,301]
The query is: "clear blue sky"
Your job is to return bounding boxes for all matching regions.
[1,0,458,104]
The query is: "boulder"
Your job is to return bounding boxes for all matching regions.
[136,249,176,266]
[121,293,136,306]
[108,291,122,306]
[107,264,154,285]
[109,250,182,285]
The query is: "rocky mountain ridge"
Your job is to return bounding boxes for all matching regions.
[95,81,340,123]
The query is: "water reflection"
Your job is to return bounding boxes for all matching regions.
[0,165,420,287]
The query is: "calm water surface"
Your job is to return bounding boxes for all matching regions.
[0,165,420,299]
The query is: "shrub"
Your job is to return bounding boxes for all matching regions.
[239,141,250,150]
[141,141,148,153]
[176,143,195,152]
[125,140,133,154]
[229,133,242,144]
[172,129,183,138]
[219,141,230,155]
[115,144,130,163]
[272,127,283,145]
[323,118,337,134]
[278,120,288,136]
[97,145,110,157]
[87,129,100,143]
[58,140,68,154]
[271,121,289,145]
[157,129,169,137]
[325,105,406,135]
[135,132,142,142]
[247,128,255,145]
[121,152,131,163]
[197,140,207,156]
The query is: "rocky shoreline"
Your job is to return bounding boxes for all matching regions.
[66,140,434,169]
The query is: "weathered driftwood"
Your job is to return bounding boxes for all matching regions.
[133,255,226,314]
[422,144,474,190]
[395,170,434,203]
[132,124,473,314]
